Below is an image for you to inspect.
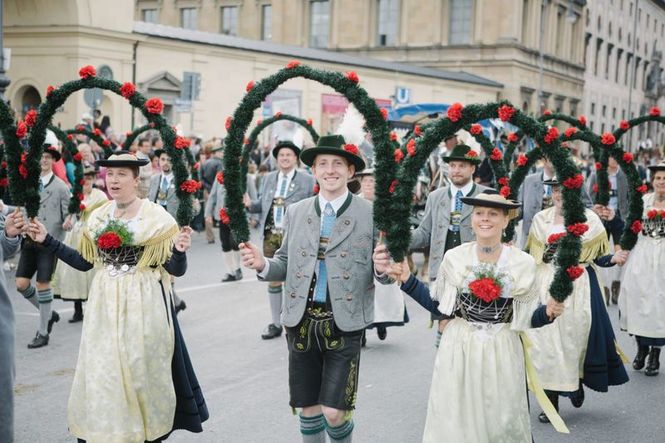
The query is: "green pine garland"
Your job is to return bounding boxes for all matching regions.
[223,61,391,242]
[0,98,31,207]
[122,123,154,151]
[65,127,114,158]
[0,146,7,199]
[48,125,85,215]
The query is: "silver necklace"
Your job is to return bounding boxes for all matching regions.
[478,243,502,255]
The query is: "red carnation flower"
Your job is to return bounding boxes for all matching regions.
[389,179,398,194]
[564,127,577,138]
[543,127,559,144]
[619,120,630,130]
[120,82,136,99]
[18,164,28,179]
[578,115,587,126]
[601,132,616,145]
[447,102,463,122]
[256,119,263,126]
[0,178,9,187]
[225,116,233,131]
[636,184,648,194]
[102,139,111,147]
[650,106,661,117]
[243,138,250,145]
[0,161,6,169]
[592,183,599,193]
[465,150,479,158]
[630,220,643,234]
[78,65,96,79]
[497,176,509,186]
[46,85,55,96]
[94,128,102,136]
[145,97,164,114]
[468,277,502,303]
[219,208,230,225]
[16,121,27,138]
[499,186,511,198]
[394,148,404,164]
[97,231,122,250]
[216,171,224,185]
[65,134,73,141]
[285,60,301,69]
[180,179,202,193]
[595,162,602,170]
[343,144,360,155]
[274,111,282,118]
[73,152,83,161]
[24,110,37,128]
[567,266,584,280]
[547,232,566,244]
[497,104,516,122]
[389,132,398,141]
[543,109,552,116]
[75,124,86,132]
[125,131,132,137]
[490,148,502,161]
[647,209,658,219]
[562,174,584,189]
[79,203,86,211]
[470,123,482,135]
[507,132,519,143]
[414,125,422,136]
[307,118,313,126]
[567,223,589,237]
[313,183,320,194]
[193,162,200,170]
[623,152,634,163]
[406,139,416,157]
[345,71,360,83]
[380,108,388,120]
[175,136,191,149]
[516,153,528,167]
[77,193,85,201]
[246,80,255,92]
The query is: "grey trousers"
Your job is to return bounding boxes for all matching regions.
[0,288,15,442]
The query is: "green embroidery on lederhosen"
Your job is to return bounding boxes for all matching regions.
[293,318,312,352]
[344,359,359,409]
[321,318,344,351]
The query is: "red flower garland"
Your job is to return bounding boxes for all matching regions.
[73,152,83,161]
[516,153,528,166]
[274,111,282,118]
[285,60,301,69]
[393,148,404,164]
[547,232,566,244]
[600,132,616,145]
[380,108,388,120]
[622,152,634,163]
[566,266,584,280]
[97,232,122,250]
[145,97,164,114]
[543,127,559,144]
[414,125,422,136]
[497,105,516,122]
[175,136,191,149]
[103,140,111,147]
[345,71,360,83]
[465,150,479,159]
[562,174,584,189]
[470,123,482,135]
[307,118,313,126]
[46,85,55,96]
[225,116,233,130]
[468,277,502,303]
[577,115,587,126]
[507,132,519,143]
[219,208,230,225]
[180,180,202,193]
[16,121,27,138]
[646,209,665,220]
[389,132,398,141]
[595,162,602,170]
[246,80,255,92]
[94,128,102,136]
[490,148,502,161]
[216,172,224,185]
[79,203,86,211]
[78,65,96,79]
[388,179,398,194]
[120,82,136,99]
[564,127,577,138]
[343,144,360,156]
[619,120,630,130]
[406,139,416,157]
[592,184,599,193]
[542,109,552,116]
[630,220,643,234]
[24,110,37,127]
[499,186,511,198]
[497,177,509,186]
[567,223,589,237]
[650,106,661,117]
[636,184,648,194]
[447,103,463,122]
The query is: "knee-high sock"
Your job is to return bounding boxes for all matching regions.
[231,250,241,271]
[19,285,38,309]
[37,288,53,336]
[326,419,354,443]
[300,414,326,443]
[222,251,235,274]
[267,284,282,327]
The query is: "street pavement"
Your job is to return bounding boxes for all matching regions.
[9,230,665,442]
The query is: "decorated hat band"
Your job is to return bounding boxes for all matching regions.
[300,134,366,171]
[442,143,481,165]
[96,151,150,168]
[461,189,521,220]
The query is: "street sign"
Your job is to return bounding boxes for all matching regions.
[395,87,411,105]
[175,98,192,113]
[83,88,103,108]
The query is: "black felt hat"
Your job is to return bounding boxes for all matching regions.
[300,135,366,171]
[272,140,301,158]
[42,146,61,162]
[96,151,149,167]
[442,144,481,165]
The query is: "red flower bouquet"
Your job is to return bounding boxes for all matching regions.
[95,219,134,251]
[467,264,507,303]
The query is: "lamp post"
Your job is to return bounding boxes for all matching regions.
[537,0,550,114]
[0,0,11,100]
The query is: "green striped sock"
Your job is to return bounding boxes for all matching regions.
[326,419,354,442]
[300,413,325,442]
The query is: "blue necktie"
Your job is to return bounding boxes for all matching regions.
[451,190,463,232]
[313,202,336,303]
[159,176,169,205]
[274,174,288,225]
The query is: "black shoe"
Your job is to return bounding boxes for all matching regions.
[645,347,661,376]
[361,330,367,348]
[175,300,187,314]
[633,341,650,370]
[68,312,84,323]
[539,390,559,423]
[221,273,239,282]
[377,326,387,341]
[261,324,282,340]
[537,411,550,423]
[611,281,620,305]
[27,332,49,349]
[47,311,60,333]
[570,384,585,408]
[234,268,243,281]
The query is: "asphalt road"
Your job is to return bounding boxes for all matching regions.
[9,230,665,442]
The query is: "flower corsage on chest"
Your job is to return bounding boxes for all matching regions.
[94,219,140,275]
[466,263,509,303]
[642,209,665,238]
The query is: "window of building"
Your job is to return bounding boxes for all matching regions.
[556,6,565,55]
[310,0,331,48]
[590,121,595,131]
[141,8,158,23]
[612,107,617,119]
[597,16,602,32]
[594,38,602,76]
[622,109,626,119]
[449,0,473,45]
[616,48,623,82]
[618,27,622,42]
[522,0,531,45]
[377,0,399,46]
[601,122,605,133]
[625,53,632,85]
[591,102,596,115]
[608,22,612,38]
[221,6,239,35]
[180,7,197,30]
[261,4,272,40]
[602,105,606,117]
[605,44,613,79]
[629,1,633,16]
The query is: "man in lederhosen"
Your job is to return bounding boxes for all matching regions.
[410,144,489,345]
[245,140,315,340]
[241,135,390,443]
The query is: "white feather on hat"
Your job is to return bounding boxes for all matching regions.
[335,105,366,146]
[44,129,59,147]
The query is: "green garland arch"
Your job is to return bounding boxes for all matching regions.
[0,99,32,207]
[0,145,8,199]
[122,123,154,151]
[65,126,114,159]
[223,61,391,242]
[48,125,85,215]
[385,101,585,301]
[20,66,194,226]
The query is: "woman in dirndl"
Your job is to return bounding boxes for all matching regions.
[620,162,665,376]
[27,152,208,443]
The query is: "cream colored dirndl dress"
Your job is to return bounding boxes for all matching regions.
[619,193,665,338]
[525,208,610,392]
[423,243,540,443]
[53,188,108,300]
[68,200,180,443]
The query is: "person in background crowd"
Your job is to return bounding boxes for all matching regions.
[135,137,153,199]
[201,143,224,244]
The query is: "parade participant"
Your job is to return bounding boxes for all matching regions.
[241,134,389,443]
[357,168,408,342]
[201,142,223,244]
[26,151,208,443]
[620,162,665,376]
[245,139,315,340]
[53,165,108,322]
[135,137,153,198]
[525,179,629,422]
[0,209,26,443]
[16,139,70,349]
[588,156,629,304]
[205,165,257,282]
[410,144,489,345]
[430,133,459,189]
[375,189,565,442]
